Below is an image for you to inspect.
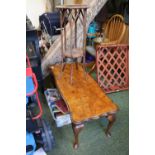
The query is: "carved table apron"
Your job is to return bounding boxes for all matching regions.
[50,64,119,149]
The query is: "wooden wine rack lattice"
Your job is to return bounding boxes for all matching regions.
[96,44,129,93]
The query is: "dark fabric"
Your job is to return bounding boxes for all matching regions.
[39,11,60,36]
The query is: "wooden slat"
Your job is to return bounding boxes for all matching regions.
[103,14,126,44]
[50,64,118,123]
[120,24,129,44]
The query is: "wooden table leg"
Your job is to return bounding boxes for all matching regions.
[105,114,116,137]
[72,123,84,149]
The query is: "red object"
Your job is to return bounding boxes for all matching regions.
[26,55,43,120]
[55,99,69,114]
[96,44,129,93]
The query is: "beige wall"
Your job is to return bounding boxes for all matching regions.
[26,0,53,29]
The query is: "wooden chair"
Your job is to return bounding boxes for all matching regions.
[101,14,126,45]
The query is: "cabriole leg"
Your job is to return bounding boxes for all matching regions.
[105,114,116,137]
[72,123,84,149]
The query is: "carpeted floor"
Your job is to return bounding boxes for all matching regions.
[40,85,128,155]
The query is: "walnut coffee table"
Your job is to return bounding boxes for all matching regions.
[50,64,118,149]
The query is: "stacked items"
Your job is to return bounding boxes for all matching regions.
[44,89,71,127]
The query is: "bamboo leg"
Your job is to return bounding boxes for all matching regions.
[83,9,87,79]
[75,61,78,70]
[88,63,96,74]
[70,63,74,84]
[58,9,65,80]
[57,63,66,80]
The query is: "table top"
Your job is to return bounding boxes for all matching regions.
[51,64,118,124]
[56,4,88,9]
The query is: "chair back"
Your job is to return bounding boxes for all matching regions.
[104,14,126,44]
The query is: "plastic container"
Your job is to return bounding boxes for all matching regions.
[44,89,71,127]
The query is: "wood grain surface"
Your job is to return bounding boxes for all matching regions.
[50,64,118,123]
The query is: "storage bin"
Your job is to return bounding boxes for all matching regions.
[44,89,71,127]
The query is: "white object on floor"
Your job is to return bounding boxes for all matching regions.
[34,148,47,155]
[86,46,96,57]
